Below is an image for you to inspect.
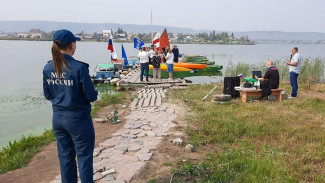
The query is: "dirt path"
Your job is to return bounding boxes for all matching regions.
[0,105,130,183]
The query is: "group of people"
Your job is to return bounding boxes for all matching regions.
[137,45,179,82]
[255,47,302,99]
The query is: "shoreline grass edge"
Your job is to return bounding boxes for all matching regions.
[0,92,125,174]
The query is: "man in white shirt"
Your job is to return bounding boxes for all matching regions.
[137,47,150,82]
[286,47,302,98]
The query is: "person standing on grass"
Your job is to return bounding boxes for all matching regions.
[172,45,179,63]
[43,29,98,183]
[165,47,174,80]
[137,47,150,82]
[287,47,302,98]
[152,50,162,81]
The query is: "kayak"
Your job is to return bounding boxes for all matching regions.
[149,64,192,71]
[174,63,206,69]
[184,55,215,65]
[174,63,207,69]
[149,65,223,79]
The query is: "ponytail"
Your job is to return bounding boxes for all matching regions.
[51,40,70,79]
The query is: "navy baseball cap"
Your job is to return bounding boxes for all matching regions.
[52,29,81,45]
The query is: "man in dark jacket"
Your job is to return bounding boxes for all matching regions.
[171,45,179,63]
[255,60,280,97]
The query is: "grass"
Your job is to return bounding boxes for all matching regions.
[147,179,158,183]
[0,129,55,174]
[163,162,173,167]
[91,92,126,116]
[0,90,126,175]
[171,83,325,182]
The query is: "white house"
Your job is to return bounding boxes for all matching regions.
[103,29,112,37]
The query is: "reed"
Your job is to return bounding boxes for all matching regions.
[226,58,325,84]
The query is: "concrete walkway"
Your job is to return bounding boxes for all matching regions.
[117,68,184,86]
[130,85,168,109]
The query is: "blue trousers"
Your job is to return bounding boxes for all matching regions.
[290,72,299,97]
[53,113,95,183]
[140,62,149,81]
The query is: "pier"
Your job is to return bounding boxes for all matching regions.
[117,68,185,86]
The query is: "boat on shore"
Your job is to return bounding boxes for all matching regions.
[149,64,192,71]
[174,62,207,69]
[184,55,216,65]
[91,63,124,84]
[148,54,223,78]
[91,64,114,84]
[149,64,223,79]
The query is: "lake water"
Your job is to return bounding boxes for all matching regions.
[1,40,325,148]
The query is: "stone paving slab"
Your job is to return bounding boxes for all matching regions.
[129,98,139,108]
[150,93,156,107]
[142,97,150,108]
[137,98,144,108]
[156,96,162,107]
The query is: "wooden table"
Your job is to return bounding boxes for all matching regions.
[241,88,285,103]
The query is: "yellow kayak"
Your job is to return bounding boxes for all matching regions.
[149,64,192,71]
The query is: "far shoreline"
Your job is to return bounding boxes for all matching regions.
[0,38,256,45]
[2,38,325,45]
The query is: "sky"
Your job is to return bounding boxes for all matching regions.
[0,0,324,32]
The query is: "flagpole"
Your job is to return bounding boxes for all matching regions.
[151,10,153,44]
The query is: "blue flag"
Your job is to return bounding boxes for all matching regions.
[134,38,144,50]
[121,44,128,69]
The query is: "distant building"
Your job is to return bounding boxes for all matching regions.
[115,33,126,41]
[17,33,28,38]
[17,29,42,38]
[28,29,42,38]
[103,29,112,37]
[29,29,41,34]
[115,33,126,38]
[184,36,194,41]
[83,34,93,39]
[167,33,174,39]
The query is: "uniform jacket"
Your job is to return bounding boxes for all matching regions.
[43,54,98,118]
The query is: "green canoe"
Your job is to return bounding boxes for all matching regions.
[184,55,215,65]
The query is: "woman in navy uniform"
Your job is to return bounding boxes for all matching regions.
[43,29,98,183]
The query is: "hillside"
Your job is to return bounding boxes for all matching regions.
[1,21,325,41]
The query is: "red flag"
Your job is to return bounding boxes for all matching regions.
[159,29,170,53]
